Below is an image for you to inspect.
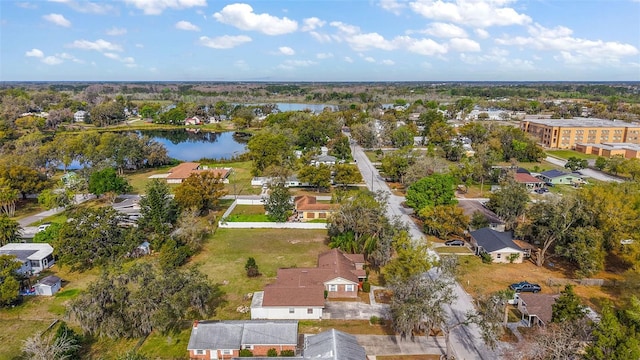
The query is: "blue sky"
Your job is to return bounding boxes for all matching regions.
[1,0,639,81]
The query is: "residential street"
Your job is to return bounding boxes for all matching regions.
[351,143,499,360]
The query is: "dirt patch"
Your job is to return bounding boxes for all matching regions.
[374,289,392,304]
[501,326,519,343]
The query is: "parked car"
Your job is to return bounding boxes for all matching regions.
[445,239,465,247]
[535,188,549,194]
[37,223,51,233]
[545,182,554,187]
[509,281,541,293]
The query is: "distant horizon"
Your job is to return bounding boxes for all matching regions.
[2,0,638,82]
[2,80,640,85]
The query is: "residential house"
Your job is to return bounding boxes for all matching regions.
[0,243,54,275]
[73,110,87,122]
[34,275,62,296]
[517,293,559,327]
[514,173,545,189]
[293,196,335,221]
[470,228,524,263]
[301,329,367,360]
[537,169,584,185]
[166,162,231,184]
[457,201,505,232]
[251,249,366,320]
[185,116,202,125]
[187,320,298,359]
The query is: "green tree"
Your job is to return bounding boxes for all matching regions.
[557,226,605,278]
[486,178,528,230]
[38,188,74,210]
[33,222,61,244]
[263,184,293,222]
[247,132,293,176]
[138,179,178,234]
[0,254,22,306]
[328,135,351,161]
[350,122,377,149]
[470,211,490,230]
[551,285,585,323]
[55,207,134,270]
[91,100,125,127]
[333,164,363,188]
[564,156,588,171]
[391,125,414,148]
[174,171,227,214]
[298,164,332,192]
[245,257,260,277]
[0,178,18,217]
[607,154,626,175]
[405,173,456,211]
[0,165,51,199]
[0,215,20,246]
[419,205,469,239]
[381,149,414,183]
[88,167,130,199]
[585,303,640,360]
[595,156,608,171]
[382,231,432,283]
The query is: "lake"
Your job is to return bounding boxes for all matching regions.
[138,129,248,162]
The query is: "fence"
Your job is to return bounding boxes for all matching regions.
[218,199,328,229]
[546,278,615,287]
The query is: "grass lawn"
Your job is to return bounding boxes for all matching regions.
[225,204,269,222]
[547,149,598,161]
[11,199,46,221]
[435,247,473,254]
[189,228,329,319]
[456,256,623,311]
[124,166,175,194]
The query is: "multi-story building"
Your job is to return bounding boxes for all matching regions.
[520,117,640,149]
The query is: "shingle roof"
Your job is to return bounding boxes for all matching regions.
[38,275,61,287]
[294,196,333,211]
[519,294,559,324]
[303,329,366,360]
[187,320,298,351]
[540,169,569,179]
[514,173,544,184]
[470,228,523,253]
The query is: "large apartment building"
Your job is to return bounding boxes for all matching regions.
[520,117,640,149]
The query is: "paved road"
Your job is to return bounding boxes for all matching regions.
[18,194,96,228]
[544,156,623,183]
[351,141,499,360]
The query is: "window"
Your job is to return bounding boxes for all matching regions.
[222,350,232,355]
[30,260,39,267]
[496,253,502,259]
[243,345,254,350]
[307,308,314,314]
[308,212,315,219]
[328,284,338,292]
[195,350,205,355]
[345,284,355,292]
[289,308,295,314]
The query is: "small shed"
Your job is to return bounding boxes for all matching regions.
[34,275,62,296]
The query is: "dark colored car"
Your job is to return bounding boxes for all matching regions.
[509,281,541,293]
[445,239,465,247]
[535,188,549,194]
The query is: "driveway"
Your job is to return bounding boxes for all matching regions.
[355,335,446,357]
[323,301,390,320]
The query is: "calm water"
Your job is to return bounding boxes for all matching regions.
[139,129,248,161]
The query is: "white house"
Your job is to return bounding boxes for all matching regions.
[470,228,524,264]
[34,275,62,296]
[73,110,87,122]
[0,243,54,275]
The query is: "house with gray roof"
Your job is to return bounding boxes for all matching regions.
[302,329,366,360]
[187,320,299,359]
[470,228,524,263]
[0,243,54,275]
[537,169,584,185]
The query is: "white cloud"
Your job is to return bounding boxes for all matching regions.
[103,52,137,67]
[316,52,333,59]
[344,56,354,63]
[331,22,396,51]
[448,38,481,52]
[43,13,71,27]
[213,3,297,35]
[381,59,395,65]
[409,0,532,28]
[49,0,115,14]
[67,39,123,52]
[364,56,375,63]
[25,48,44,58]
[278,46,295,55]
[301,17,325,31]
[198,35,252,49]
[278,59,317,70]
[57,52,82,63]
[135,43,144,48]
[123,0,206,15]
[309,31,332,43]
[42,56,63,65]
[175,20,200,31]
[379,0,406,15]
[106,27,127,36]
[16,2,38,9]
[423,22,467,38]
[497,23,639,64]
[475,28,490,39]
[401,37,448,56]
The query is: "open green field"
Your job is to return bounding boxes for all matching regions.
[547,149,598,161]
[225,205,269,222]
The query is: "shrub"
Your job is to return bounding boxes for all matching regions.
[267,348,278,357]
[508,253,520,264]
[280,350,295,356]
[369,315,379,325]
[362,281,371,293]
[245,257,260,277]
[238,349,253,357]
[481,252,493,264]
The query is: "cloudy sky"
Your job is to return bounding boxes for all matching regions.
[2,0,639,81]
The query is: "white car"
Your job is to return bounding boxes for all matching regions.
[37,223,51,232]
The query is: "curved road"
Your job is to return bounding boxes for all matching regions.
[351,142,498,360]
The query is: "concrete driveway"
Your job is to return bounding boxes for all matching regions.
[323,301,390,320]
[355,335,446,357]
